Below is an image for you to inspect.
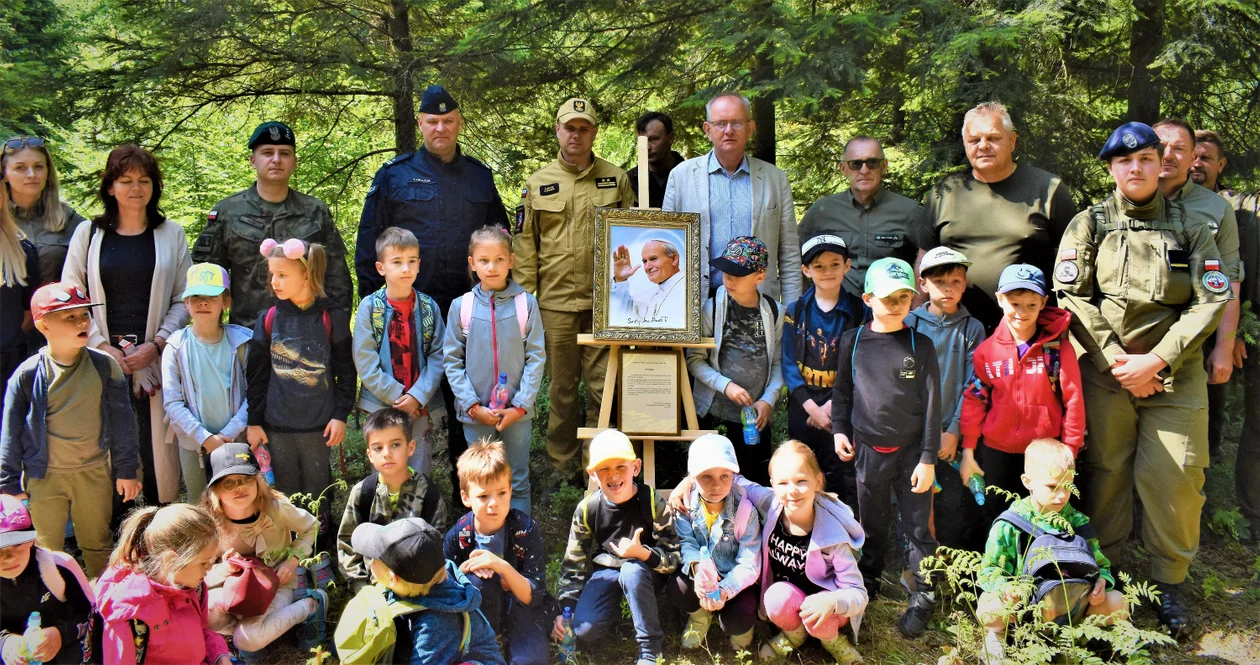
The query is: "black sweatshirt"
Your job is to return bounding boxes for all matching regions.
[832,323,942,464]
[246,297,356,432]
[0,550,91,664]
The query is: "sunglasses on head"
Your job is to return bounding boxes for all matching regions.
[845,158,884,171]
[3,137,46,153]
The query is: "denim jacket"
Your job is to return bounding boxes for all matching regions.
[676,485,762,597]
[353,286,447,414]
[0,348,140,495]
[161,325,252,451]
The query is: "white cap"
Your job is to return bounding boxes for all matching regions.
[688,434,740,477]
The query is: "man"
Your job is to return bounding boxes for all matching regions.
[663,92,802,304]
[627,112,685,209]
[922,101,1075,333]
[514,98,635,478]
[798,135,931,296]
[1190,129,1228,192]
[1153,119,1243,460]
[609,238,685,327]
[354,84,509,501]
[193,120,352,326]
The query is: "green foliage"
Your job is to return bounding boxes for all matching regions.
[1237,301,1259,347]
[1207,507,1246,543]
[1200,571,1227,600]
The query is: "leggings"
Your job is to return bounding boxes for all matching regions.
[208,586,314,651]
[763,581,848,640]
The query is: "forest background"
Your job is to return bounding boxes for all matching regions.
[3,0,1260,663]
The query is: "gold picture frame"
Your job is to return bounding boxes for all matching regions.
[593,208,702,343]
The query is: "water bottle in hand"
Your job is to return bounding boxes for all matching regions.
[23,612,43,665]
[489,372,511,411]
[740,406,760,446]
[558,606,578,664]
[255,445,275,485]
[967,474,987,506]
[696,546,721,601]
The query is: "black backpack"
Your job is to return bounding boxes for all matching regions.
[996,509,1101,623]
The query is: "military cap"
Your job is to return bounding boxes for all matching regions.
[419,85,459,115]
[248,121,296,150]
[557,98,598,126]
[1099,122,1161,160]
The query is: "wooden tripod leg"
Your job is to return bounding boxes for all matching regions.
[677,348,700,431]
[643,439,656,486]
[597,345,621,429]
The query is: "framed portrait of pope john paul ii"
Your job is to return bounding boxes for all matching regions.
[593,208,702,343]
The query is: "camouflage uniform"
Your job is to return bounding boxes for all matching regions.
[335,471,448,592]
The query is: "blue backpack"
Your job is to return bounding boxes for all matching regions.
[996,510,1101,623]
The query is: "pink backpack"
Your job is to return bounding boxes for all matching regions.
[459,291,529,338]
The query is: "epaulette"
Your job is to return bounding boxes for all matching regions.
[383,152,415,167]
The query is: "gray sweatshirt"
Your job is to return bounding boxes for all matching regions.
[904,303,986,436]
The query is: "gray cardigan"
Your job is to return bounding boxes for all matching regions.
[685,286,786,417]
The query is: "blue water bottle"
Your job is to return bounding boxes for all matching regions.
[740,406,760,446]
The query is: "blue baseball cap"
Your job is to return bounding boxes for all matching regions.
[997,264,1047,296]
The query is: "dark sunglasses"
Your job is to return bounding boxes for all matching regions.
[3,137,46,153]
[845,157,884,170]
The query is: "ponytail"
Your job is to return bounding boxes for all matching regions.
[108,504,219,583]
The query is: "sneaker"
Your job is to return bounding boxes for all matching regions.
[820,634,864,664]
[294,564,313,598]
[310,552,335,590]
[758,630,804,661]
[1153,581,1193,638]
[729,628,754,650]
[234,646,267,664]
[680,609,712,649]
[982,630,1005,665]
[898,590,935,638]
[296,588,328,651]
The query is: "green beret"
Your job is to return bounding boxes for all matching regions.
[248,121,296,150]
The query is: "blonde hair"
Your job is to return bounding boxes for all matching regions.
[1024,438,1076,478]
[267,240,328,299]
[2,138,67,233]
[109,504,219,584]
[200,473,287,522]
[457,437,512,492]
[769,440,826,491]
[371,558,447,596]
[0,179,28,288]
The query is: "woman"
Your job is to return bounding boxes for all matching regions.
[62,144,190,511]
[0,177,39,402]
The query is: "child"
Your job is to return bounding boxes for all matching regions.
[0,282,142,577]
[976,439,1126,664]
[93,503,232,665]
[341,518,506,665]
[0,494,94,664]
[200,443,327,655]
[337,408,447,592]
[959,264,1084,523]
[783,233,869,504]
[669,434,761,652]
[353,227,447,475]
[553,429,679,665]
[443,225,545,515]
[245,238,355,554]
[905,247,986,551]
[444,439,548,665]
[685,236,785,485]
[832,257,941,637]
[162,263,252,502]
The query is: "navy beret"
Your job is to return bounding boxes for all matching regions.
[248,121,295,150]
[1099,122,1161,160]
[419,85,458,115]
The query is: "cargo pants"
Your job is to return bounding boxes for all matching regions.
[540,308,608,473]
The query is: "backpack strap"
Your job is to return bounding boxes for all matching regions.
[580,495,591,534]
[732,492,754,541]
[514,292,529,337]
[459,293,474,336]
[418,292,437,357]
[264,305,277,337]
[761,293,778,319]
[1091,203,1112,236]
[356,474,379,525]
[369,289,388,345]
[639,485,657,525]
[996,509,1047,539]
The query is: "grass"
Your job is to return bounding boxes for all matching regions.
[255,376,1259,664]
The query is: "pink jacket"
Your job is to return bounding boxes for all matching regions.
[94,566,230,665]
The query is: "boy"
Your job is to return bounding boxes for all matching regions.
[344,518,506,665]
[832,257,941,638]
[444,440,548,665]
[783,233,869,504]
[905,247,986,550]
[959,264,1084,524]
[554,429,679,665]
[0,283,142,577]
[685,236,785,486]
[337,407,447,592]
[353,226,447,476]
[976,438,1126,664]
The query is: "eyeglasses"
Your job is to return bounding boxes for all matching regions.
[3,137,46,153]
[845,158,885,171]
[708,121,747,132]
[217,475,254,492]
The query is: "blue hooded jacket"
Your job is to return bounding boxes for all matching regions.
[395,560,505,665]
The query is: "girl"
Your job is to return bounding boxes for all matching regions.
[162,263,252,502]
[93,503,231,665]
[669,434,762,652]
[0,176,39,402]
[442,225,545,515]
[0,494,93,665]
[200,443,326,656]
[245,237,354,553]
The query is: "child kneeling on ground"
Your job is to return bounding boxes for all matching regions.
[670,434,762,651]
[976,438,1126,664]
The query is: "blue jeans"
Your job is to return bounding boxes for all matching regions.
[572,561,663,662]
[465,573,548,665]
[465,420,533,515]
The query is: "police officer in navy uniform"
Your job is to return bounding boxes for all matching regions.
[355,85,509,500]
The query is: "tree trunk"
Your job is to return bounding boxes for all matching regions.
[751,45,777,164]
[389,0,417,154]
[1126,0,1164,123]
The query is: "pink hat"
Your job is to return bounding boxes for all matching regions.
[0,495,37,548]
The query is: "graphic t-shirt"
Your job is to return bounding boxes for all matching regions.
[711,296,767,422]
[767,515,821,595]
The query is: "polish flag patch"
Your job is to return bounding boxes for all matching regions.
[1205,259,1220,271]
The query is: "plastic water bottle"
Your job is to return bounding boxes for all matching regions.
[740,406,760,446]
[489,372,510,411]
[23,612,43,665]
[255,445,275,485]
[557,606,577,664]
[696,546,721,601]
[967,474,987,506]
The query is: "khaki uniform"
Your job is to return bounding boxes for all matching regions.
[514,153,635,470]
[1054,192,1229,584]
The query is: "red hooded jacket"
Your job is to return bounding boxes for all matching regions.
[960,306,1085,455]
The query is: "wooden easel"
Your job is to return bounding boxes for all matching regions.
[575,137,716,489]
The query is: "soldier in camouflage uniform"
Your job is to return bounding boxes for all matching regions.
[1054,122,1230,636]
[192,121,352,327]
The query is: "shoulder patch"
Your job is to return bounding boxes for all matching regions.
[384,152,413,167]
[595,176,617,189]
[1205,259,1221,272]
[207,209,217,221]
[540,183,560,196]
[1058,248,1077,261]
[1203,270,1229,293]
[1054,260,1079,284]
